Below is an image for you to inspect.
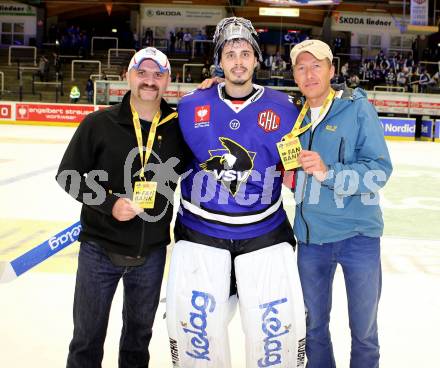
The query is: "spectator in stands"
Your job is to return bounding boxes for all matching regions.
[422,47,431,61]
[385,68,396,91]
[364,63,375,90]
[348,73,360,88]
[133,30,139,49]
[172,72,182,83]
[431,71,440,89]
[185,71,192,83]
[35,56,49,82]
[69,85,81,103]
[271,51,286,74]
[57,47,188,368]
[169,31,176,54]
[79,31,89,58]
[120,66,128,81]
[333,36,343,54]
[375,49,385,66]
[176,28,184,50]
[408,69,420,93]
[52,52,61,76]
[431,47,439,62]
[86,77,94,104]
[59,34,70,54]
[331,67,346,85]
[396,68,409,92]
[209,62,218,77]
[419,68,432,93]
[404,55,415,71]
[373,66,385,86]
[202,58,211,72]
[201,66,210,80]
[143,27,153,47]
[263,53,273,70]
[388,52,399,71]
[194,30,206,56]
[183,30,192,54]
[397,55,405,72]
[340,62,349,81]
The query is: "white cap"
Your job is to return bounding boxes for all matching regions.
[128,47,171,74]
[290,39,333,66]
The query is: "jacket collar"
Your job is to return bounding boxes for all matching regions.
[297,83,367,126]
[117,91,176,126]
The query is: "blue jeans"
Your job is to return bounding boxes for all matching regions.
[66,242,166,368]
[298,236,381,368]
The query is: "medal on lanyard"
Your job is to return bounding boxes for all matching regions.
[131,104,161,209]
[277,89,335,170]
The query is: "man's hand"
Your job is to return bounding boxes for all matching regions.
[197,76,224,90]
[112,198,143,221]
[298,150,328,182]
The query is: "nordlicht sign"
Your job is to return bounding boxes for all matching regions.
[0,3,36,16]
[380,117,416,140]
[141,5,226,24]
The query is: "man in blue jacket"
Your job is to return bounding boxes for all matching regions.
[290,39,393,368]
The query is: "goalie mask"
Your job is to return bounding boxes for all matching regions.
[213,17,263,68]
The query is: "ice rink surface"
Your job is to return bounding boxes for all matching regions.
[1,124,439,367]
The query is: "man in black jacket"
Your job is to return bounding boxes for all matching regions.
[56,47,188,368]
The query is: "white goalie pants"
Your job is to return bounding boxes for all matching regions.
[166,240,306,368]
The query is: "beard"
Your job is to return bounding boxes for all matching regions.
[230,78,248,86]
[228,68,252,86]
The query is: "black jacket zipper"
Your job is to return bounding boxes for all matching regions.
[299,126,316,245]
[338,137,345,164]
[138,222,146,258]
[137,129,155,257]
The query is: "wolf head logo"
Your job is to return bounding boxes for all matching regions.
[200,137,256,196]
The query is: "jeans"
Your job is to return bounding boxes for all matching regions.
[66,241,166,368]
[298,236,381,368]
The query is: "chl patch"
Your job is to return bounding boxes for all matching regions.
[194,105,210,128]
[257,109,280,133]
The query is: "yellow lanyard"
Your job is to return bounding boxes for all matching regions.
[130,104,162,180]
[284,89,335,140]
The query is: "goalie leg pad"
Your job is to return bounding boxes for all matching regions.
[166,240,234,368]
[235,242,306,368]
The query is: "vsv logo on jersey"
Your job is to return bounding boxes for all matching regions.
[200,137,256,196]
[258,297,290,367]
[258,109,280,133]
[183,290,216,361]
[194,105,210,128]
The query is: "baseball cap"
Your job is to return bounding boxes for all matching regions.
[290,39,333,66]
[128,47,171,74]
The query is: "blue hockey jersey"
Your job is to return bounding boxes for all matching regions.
[177,83,299,239]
